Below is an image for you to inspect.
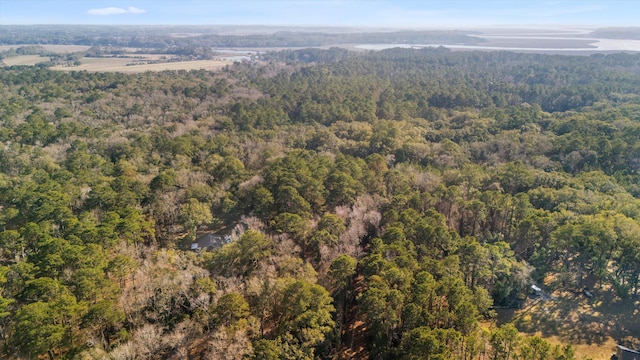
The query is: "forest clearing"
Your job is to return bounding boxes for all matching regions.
[501,288,640,359]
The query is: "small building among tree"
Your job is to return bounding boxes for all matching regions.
[190,233,230,252]
[616,345,640,360]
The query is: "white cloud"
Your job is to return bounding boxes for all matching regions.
[87,6,147,16]
[87,7,127,15]
[128,6,147,14]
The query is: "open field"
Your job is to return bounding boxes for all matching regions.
[1,55,48,66]
[0,44,90,53]
[50,57,234,73]
[0,51,236,73]
[498,289,640,359]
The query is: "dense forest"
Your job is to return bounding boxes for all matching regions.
[1,47,640,359]
[0,25,482,49]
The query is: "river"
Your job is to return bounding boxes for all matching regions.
[355,29,640,53]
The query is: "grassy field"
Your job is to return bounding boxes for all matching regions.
[51,57,234,73]
[0,46,235,73]
[498,289,640,359]
[1,55,48,66]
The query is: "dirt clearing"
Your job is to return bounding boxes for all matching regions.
[499,289,640,359]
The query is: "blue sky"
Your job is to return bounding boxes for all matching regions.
[0,0,638,27]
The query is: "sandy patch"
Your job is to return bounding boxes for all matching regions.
[592,38,640,51]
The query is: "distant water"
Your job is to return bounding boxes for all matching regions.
[214,49,258,55]
[221,55,252,62]
[356,35,640,52]
[355,44,601,52]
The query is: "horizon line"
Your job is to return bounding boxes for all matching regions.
[0,23,632,29]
